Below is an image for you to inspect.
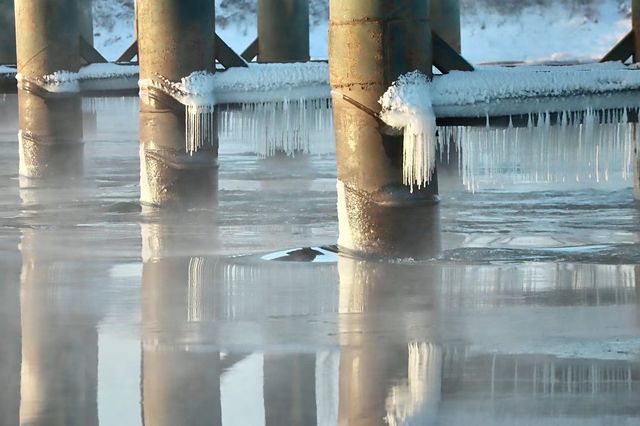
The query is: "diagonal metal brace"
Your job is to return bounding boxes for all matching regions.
[601,30,634,63]
[79,36,108,64]
[117,40,138,63]
[241,38,259,62]
[432,31,474,74]
[215,34,248,69]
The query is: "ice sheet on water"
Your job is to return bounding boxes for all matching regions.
[15,63,139,94]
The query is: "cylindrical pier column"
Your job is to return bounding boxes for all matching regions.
[137,0,217,206]
[79,0,94,46]
[15,0,83,179]
[634,0,640,62]
[431,0,461,53]
[258,0,310,63]
[330,0,440,258]
[0,0,16,64]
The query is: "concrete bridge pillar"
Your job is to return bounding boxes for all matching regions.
[15,0,83,180]
[137,0,217,206]
[329,0,440,258]
[79,0,94,46]
[0,0,16,64]
[431,0,461,53]
[258,0,310,63]
[634,0,640,62]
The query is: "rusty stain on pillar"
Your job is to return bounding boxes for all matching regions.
[330,0,441,258]
[431,0,461,54]
[137,0,217,206]
[0,0,16,64]
[15,0,83,179]
[258,0,310,63]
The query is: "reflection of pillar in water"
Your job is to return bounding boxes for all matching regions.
[137,0,217,206]
[337,257,443,425]
[0,252,20,425]
[18,93,83,179]
[140,220,222,426]
[18,228,99,426]
[263,353,317,426]
[15,0,83,179]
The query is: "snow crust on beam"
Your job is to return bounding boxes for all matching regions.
[213,62,330,104]
[139,63,332,155]
[0,65,15,76]
[431,62,640,117]
[15,63,139,94]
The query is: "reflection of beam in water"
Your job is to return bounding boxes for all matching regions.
[385,342,443,426]
[443,350,638,398]
[220,261,339,320]
[439,264,637,308]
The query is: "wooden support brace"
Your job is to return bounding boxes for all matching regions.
[432,31,474,74]
[117,40,138,63]
[79,36,107,64]
[600,30,634,63]
[215,34,248,68]
[241,38,259,62]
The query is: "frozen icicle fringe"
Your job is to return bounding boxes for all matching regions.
[379,71,438,192]
[185,104,216,153]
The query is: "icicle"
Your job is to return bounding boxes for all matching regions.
[439,108,636,191]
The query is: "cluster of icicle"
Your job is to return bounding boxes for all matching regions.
[139,71,217,154]
[217,98,333,157]
[139,65,334,157]
[379,71,439,192]
[439,108,638,192]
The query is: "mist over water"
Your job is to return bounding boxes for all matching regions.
[0,95,640,424]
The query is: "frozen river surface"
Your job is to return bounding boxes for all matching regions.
[0,96,639,425]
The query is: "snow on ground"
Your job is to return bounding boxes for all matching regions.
[462,1,632,64]
[92,0,632,64]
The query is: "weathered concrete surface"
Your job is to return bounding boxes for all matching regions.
[15,0,80,77]
[329,0,438,257]
[258,0,310,63]
[431,0,461,53]
[137,0,217,206]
